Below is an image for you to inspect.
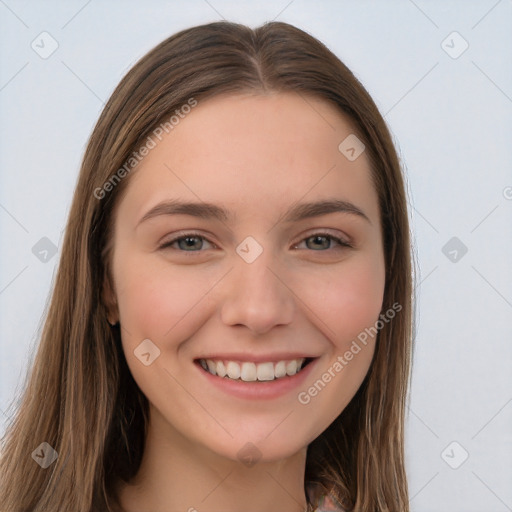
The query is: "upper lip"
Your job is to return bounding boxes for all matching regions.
[195,352,319,363]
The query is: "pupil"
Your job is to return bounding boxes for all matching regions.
[179,236,202,250]
[309,236,328,250]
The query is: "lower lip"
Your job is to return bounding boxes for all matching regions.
[195,359,318,400]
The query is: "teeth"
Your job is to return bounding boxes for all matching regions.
[206,359,216,375]
[199,357,307,382]
[226,361,241,379]
[257,362,274,381]
[286,359,298,376]
[274,361,287,378]
[217,361,227,378]
[240,362,257,382]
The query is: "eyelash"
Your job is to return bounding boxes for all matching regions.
[158,231,352,253]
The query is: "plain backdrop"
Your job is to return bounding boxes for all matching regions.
[1,1,511,510]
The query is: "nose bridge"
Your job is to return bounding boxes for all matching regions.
[220,240,294,334]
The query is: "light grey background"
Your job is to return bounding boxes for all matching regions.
[1,1,511,510]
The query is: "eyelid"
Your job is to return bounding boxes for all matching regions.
[158,229,353,252]
[158,230,217,250]
[293,228,352,248]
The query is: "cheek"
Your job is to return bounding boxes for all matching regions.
[113,253,218,342]
[113,256,221,400]
[298,253,386,346]
[294,256,385,438]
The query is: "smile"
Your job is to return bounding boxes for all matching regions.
[197,357,314,382]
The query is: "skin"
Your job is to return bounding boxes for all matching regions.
[106,91,386,512]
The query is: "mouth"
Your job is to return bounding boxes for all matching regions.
[194,356,315,382]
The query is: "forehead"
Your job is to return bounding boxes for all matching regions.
[117,91,379,226]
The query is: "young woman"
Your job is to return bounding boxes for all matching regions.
[0,20,413,512]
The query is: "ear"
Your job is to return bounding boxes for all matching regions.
[102,273,119,325]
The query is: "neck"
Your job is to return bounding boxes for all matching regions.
[114,405,309,512]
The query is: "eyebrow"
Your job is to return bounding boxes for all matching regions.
[137,198,371,226]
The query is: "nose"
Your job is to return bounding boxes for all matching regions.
[220,247,295,335]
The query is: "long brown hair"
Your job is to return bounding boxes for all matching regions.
[0,21,412,512]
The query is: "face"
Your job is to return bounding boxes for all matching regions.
[106,91,385,463]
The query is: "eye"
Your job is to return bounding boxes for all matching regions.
[158,231,352,254]
[294,232,352,251]
[159,233,215,252]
